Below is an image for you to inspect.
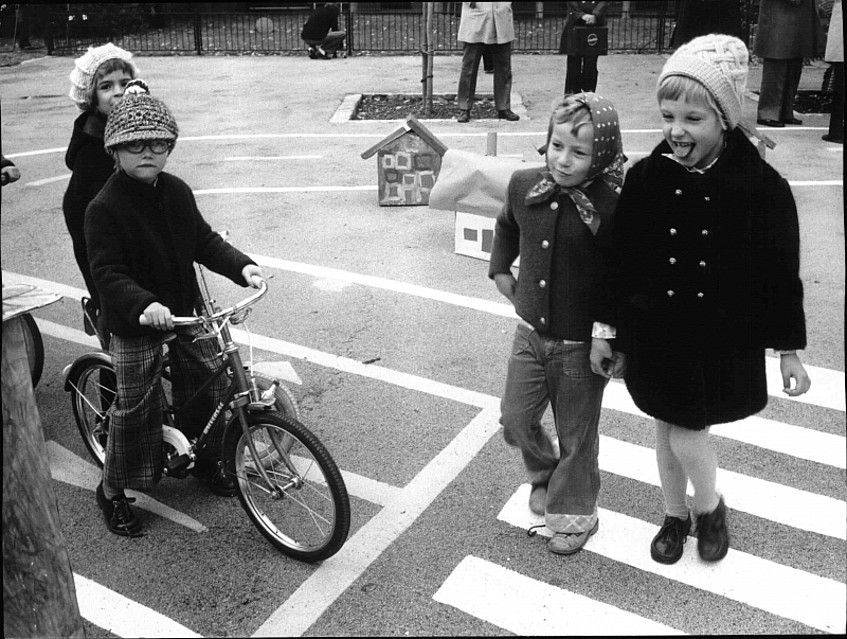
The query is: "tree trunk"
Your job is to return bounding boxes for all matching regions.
[2,316,84,638]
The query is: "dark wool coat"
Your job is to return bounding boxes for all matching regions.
[489,167,619,341]
[85,170,255,338]
[754,0,823,59]
[559,1,608,54]
[300,3,340,40]
[672,0,744,48]
[600,128,806,429]
[62,111,115,298]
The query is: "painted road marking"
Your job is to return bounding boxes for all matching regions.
[26,173,71,186]
[74,573,202,638]
[499,485,846,634]
[252,407,502,637]
[220,155,322,161]
[37,315,845,538]
[47,441,208,533]
[7,270,843,458]
[599,435,846,540]
[433,555,684,636]
[194,185,377,195]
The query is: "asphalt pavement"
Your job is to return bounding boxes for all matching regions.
[1,50,844,637]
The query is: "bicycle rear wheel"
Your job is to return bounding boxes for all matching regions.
[21,313,44,388]
[69,359,116,467]
[226,413,350,562]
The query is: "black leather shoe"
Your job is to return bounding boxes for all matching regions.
[650,514,691,564]
[193,459,237,497]
[498,109,520,121]
[456,110,470,123]
[757,118,784,128]
[782,117,803,125]
[96,482,143,537]
[696,497,729,562]
[822,134,843,143]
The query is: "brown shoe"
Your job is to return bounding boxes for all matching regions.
[498,109,520,121]
[528,483,547,516]
[456,109,470,123]
[547,520,599,555]
[696,497,729,562]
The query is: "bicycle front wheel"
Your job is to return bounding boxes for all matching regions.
[227,413,350,562]
[21,313,44,388]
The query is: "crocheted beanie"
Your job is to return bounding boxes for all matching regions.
[658,33,749,129]
[104,80,178,151]
[68,42,136,111]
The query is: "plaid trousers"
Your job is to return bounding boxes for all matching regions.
[103,325,229,491]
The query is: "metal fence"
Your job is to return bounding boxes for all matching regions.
[44,9,675,56]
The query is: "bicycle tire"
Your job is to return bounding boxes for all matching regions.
[225,413,350,562]
[69,358,116,467]
[21,313,44,388]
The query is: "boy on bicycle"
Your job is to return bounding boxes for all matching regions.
[85,81,264,536]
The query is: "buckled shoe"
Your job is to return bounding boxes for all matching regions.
[650,514,691,564]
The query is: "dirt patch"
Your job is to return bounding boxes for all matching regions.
[353,93,500,120]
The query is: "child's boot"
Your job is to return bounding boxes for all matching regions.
[528,482,547,516]
[695,496,729,562]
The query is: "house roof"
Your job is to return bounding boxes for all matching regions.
[360,115,448,159]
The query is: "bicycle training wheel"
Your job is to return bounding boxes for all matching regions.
[21,313,44,388]
[227,413,350,562]
[69,359,116,467]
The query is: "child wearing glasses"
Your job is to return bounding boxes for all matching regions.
[64,43,138,344]
[85,82,264,537]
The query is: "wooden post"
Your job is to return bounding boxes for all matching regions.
[2,316,84,638]
[486,131,498,156]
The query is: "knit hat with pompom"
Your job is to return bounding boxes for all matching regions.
[104,80,179,152]
[658,33,749,129]
[68,42,137,111]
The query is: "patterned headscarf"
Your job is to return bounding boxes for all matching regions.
[527,92,626,234]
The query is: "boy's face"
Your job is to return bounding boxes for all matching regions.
[546,120,594,188]
[114,140,170,184]
[95,69,132,117]
[659,96,725,169]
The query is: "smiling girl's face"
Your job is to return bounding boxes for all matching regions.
[94,68,133,117]
[659,94,725,170]
[546,119,595,188]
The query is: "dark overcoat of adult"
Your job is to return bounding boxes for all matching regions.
[754,0,822,59]
[672,0,744,47]
[601,129,807,429]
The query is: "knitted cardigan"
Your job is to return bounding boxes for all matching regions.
[85,170,255,338]
[489,167,619,341]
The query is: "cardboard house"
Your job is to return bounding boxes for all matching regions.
[361,115,448,206]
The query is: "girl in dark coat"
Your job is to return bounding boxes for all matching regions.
[63,43,137,339]
[591,34,811,565]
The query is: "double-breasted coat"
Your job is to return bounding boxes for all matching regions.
[754,0,823,59]
[600,129,806,429]
[457,2,515,44]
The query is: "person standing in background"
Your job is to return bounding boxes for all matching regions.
[823,0,843,143]
[754,0,823,127]
[671,0,744,47]
[455,2,519,123]
[559,2,608,95]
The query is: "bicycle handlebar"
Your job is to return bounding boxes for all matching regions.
[138,280,267,327]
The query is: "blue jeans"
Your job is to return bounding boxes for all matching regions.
[500,323,607,533]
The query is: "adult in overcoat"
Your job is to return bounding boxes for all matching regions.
[754,0,823,127]
[671,0,744,47]
[455,2,519,122]
[823,0,843,142]
[559,1,608,94]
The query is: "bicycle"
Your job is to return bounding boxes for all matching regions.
[63,279,351,562]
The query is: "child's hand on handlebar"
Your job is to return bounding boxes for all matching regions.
[139,302,174,330]
[242,264,265,289]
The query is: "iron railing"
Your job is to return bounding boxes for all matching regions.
[43,9,675,56]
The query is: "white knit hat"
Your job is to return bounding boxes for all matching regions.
[658,34,749,129]
[68,43,137,111]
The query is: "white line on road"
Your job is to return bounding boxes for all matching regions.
[433,555,685,636]
[47,441,208,533]
[220,155,323,161]
[499,485,846,634]
[74,572,202,638]
[600,435,846,539]
[193,185,377,194]
[26,173,71,186]
[252,407,503,637]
